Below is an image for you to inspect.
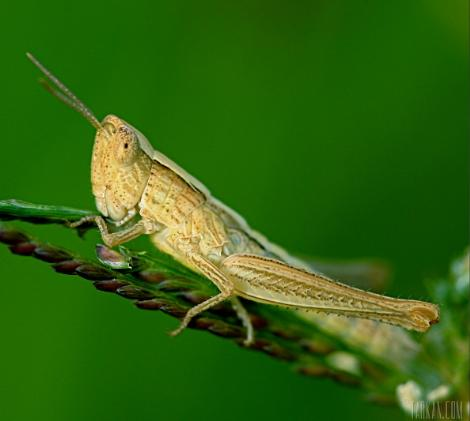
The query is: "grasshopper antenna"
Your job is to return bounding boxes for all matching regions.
[26,52,102,129]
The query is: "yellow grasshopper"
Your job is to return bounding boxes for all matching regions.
[27,53,439,345]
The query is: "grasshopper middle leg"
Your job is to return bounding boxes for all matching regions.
[169,247,254,344]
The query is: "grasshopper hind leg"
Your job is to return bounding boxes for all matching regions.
[231,297,254,346]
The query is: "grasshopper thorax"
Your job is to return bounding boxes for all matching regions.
[91,115,153,222]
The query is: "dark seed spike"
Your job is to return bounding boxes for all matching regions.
[0,228,29,245]
[94,280,129,293]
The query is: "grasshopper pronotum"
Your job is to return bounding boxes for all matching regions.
[27,53,439,344]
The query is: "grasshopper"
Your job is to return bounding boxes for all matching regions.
[27,53,439,345]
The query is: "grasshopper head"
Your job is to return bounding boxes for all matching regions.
[91,115,153,221]
[27,54,154,222]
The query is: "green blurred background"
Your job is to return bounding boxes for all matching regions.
[0,1,467,420]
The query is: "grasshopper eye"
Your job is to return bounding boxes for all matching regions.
[115,126,139,164]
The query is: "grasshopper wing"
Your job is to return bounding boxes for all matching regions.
[221,254,439,332]
[298,257,391,292]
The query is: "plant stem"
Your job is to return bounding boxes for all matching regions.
[0,199,467,413]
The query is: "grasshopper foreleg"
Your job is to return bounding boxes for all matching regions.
[68,215,154,247]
